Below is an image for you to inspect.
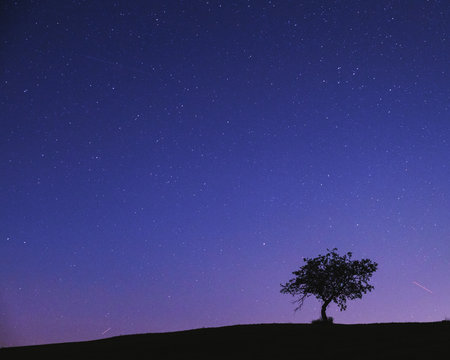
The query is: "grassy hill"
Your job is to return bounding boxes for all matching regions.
[1,322,449,359]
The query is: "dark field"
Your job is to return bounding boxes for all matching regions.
[2,322,449,359]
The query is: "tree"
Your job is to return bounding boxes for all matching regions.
[280,248,378,322]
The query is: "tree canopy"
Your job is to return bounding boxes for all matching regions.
[280,248,378,322]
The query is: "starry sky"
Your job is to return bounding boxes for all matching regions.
[1,0,450,347]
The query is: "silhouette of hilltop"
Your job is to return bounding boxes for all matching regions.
[1,321,449,359]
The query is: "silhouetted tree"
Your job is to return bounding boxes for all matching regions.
[280,248,378,322]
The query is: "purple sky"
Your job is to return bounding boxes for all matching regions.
[1,0,449,347]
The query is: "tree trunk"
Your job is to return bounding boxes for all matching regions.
[321,299,332,321]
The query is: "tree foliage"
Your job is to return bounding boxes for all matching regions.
[280,248,378,321]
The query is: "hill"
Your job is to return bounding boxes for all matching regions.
[1,322,449,359]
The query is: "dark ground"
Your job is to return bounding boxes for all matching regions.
[1,322,449,359]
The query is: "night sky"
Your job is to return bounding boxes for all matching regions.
[1,0,450,347]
